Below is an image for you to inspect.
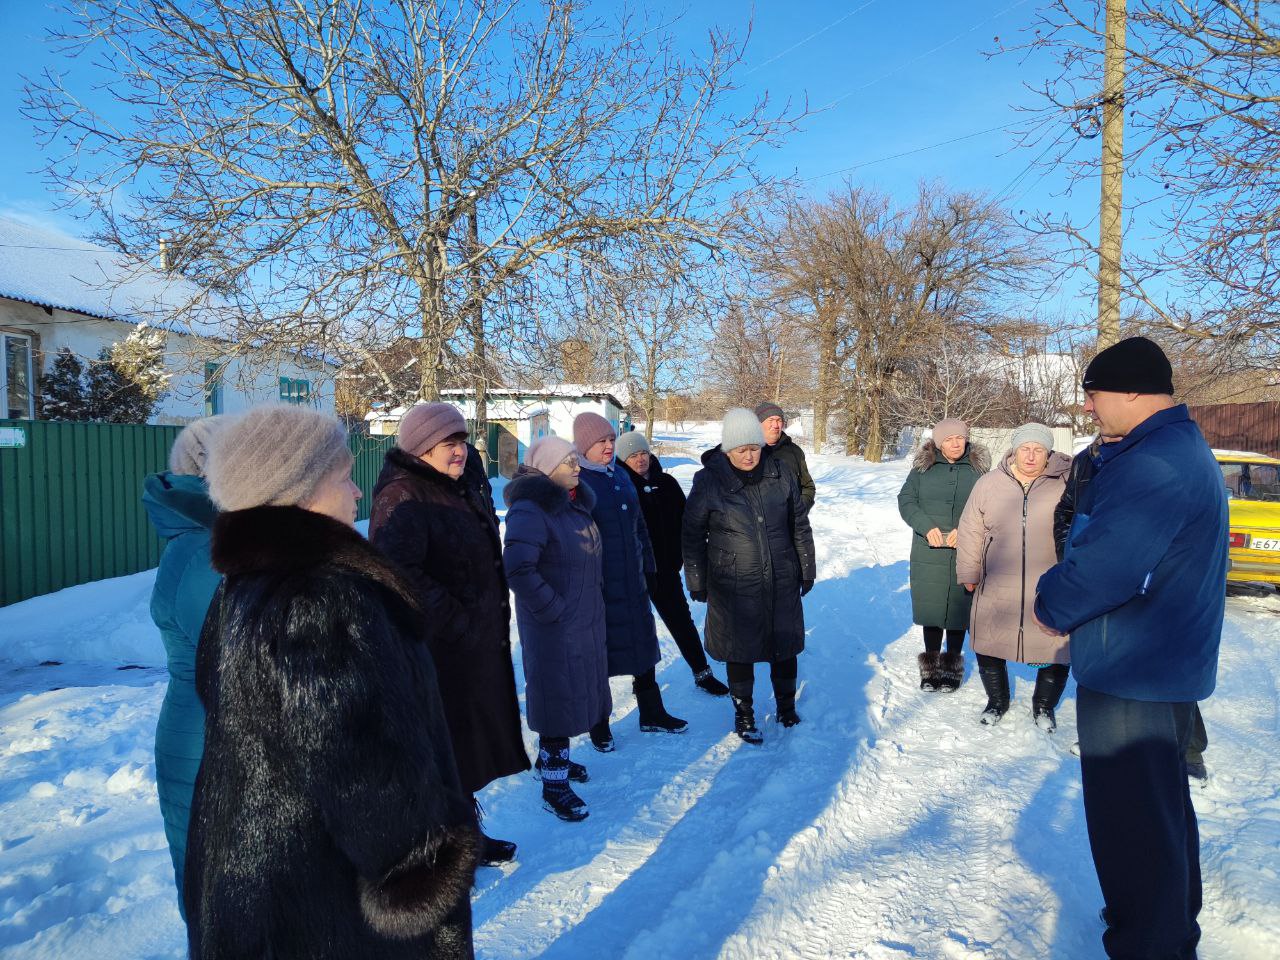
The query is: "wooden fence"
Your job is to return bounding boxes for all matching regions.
[1188,402,1280,459]
[0,420,394,608]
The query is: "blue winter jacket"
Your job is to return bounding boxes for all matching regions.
[1034,405,1227,702]
[142,471,221,920]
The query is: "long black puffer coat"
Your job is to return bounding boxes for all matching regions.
[681,446,817,664]
[368,445,530,795]
[186,505,479,960]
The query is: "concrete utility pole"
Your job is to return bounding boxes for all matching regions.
[1097,0,1126,349]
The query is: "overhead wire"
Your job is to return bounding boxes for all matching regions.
[745,0,881,75]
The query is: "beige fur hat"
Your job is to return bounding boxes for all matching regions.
[206,405,351,512]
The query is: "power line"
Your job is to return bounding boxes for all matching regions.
[819,0,1031,111]
[803,122,1013,183]
[745,0,881,75]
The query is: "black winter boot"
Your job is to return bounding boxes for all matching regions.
[472,797,517,864]
[538,743,588,822]
[693,667,730,697]
[1031,664,1069,733]
[772,676,801,727]
[977,658,1010,725]
[918,651,942,692]
[636,684,689,734]
[729,681,763,744]
[936,652,965,692]
[589,717,615,753]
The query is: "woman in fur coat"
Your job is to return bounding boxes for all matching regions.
[369,402,530,865]
[186,405,478,960]
[897,419,989,692]
[502,436,611,822]
[956,423,1072,729]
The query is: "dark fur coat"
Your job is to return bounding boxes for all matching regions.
[185,505,479,960]
[368,445,530,794]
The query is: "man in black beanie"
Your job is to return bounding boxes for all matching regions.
[1034,336,1227,959]
[755,402,816,509]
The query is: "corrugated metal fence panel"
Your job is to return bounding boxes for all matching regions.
[349,433,395,523]
[0,419,182,608]
[1,422,398,607]
[1188,402,1280,459]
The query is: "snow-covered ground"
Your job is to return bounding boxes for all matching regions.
[2,423,1278,959]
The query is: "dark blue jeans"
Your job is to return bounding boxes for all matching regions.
[1077,685,1201,960]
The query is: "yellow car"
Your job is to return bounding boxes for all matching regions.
[1214,450,1280,586]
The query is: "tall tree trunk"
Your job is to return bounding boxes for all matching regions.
[864,375,886,463]
[467,206,489,472]
[844,383,864,457]
[813,308,838,451]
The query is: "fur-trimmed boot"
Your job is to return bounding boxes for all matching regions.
[978,658,1010,725]
[538,741,588,822]
[729,681,764,745]
[937,651,965,692]
[918,651,943,692]
[635,682,689,734]
[772,676,801,727]
[1031,664,1069,733]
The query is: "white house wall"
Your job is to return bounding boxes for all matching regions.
[1,298,333,422]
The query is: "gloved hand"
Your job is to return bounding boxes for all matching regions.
[801,579,814,597]
[689,589,708,603]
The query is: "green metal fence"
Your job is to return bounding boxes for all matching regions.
[0,420,396,608]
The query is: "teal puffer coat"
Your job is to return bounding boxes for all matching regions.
[142,471,221,921]
[897,442,989,629]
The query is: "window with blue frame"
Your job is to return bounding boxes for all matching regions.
[204,362,224,416]
[279,377,312,405]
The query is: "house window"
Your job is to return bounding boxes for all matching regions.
[1,333,35,420]
[279,376,312,405]
[204,362,224,416]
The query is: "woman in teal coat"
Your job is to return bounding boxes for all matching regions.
[897,419,988,693]
[141,416,225,920]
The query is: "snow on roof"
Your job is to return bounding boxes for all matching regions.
[0,215,236,339]
[440,383,629,407]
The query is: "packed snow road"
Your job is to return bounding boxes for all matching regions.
[2,430,1278,959]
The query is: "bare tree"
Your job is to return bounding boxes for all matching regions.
[1004,0,1280,367]
[27,0,801,406]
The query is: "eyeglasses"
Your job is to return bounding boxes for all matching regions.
[560,454,580,467]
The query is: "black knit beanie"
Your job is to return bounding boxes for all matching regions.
[1081,336,1174,395]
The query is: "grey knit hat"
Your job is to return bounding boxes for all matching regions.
[206,405,351,512]
[169,415,227,478]
[614,429,650,463]
[721,407,766,452]
[754,401,786,424]
[1010,422,1054,453]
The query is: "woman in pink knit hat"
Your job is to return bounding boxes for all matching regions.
[573,411,688,751]
[369,402,530,863]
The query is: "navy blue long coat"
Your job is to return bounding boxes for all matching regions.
[576,463,662,677]
[503,468,612,738]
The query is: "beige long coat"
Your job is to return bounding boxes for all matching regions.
[955,450,1073,664]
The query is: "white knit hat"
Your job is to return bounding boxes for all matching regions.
[169,415,227,478]
[721,407,766,452]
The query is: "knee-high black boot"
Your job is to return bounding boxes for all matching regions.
[977,656,1010,725]
[728,679,763,745]
[1031,664,1069,732]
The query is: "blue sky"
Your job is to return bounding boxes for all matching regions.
[0,0,1111,319]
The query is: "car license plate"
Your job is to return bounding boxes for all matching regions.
[1253,537,1280,551]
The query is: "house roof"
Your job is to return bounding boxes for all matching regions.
[0,215,233,338]
[441,383,629,409]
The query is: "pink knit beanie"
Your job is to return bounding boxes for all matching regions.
[573,412,616,456]
[932,418,969,447]
[398,402,468,456]
[526,436,576,475]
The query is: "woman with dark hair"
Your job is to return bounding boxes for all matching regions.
[188,405,478,960]
[369,401,530,864]
[682,408,816,744]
